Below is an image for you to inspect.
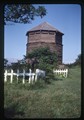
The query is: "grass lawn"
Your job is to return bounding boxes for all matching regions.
[4,65,81,118]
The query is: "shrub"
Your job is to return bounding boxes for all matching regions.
[29,47,58,81]
[27,47,58,73]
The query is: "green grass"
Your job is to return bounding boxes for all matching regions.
[4,65,81,118]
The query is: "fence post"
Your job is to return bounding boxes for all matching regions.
[32,74,34,84]
[4,69,7,82]
[17,69,19,83]
[35,74,37,82]
[65,69,68,78]
[29,76,31,84]
[23,69,25,84]
[29,69,32,84]
[10,69,13,83]
[65,69,67,78]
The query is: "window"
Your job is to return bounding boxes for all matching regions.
[49,32,54,35]
[42,31,48,34]
[35,32,40,34]
[29,32,35,35]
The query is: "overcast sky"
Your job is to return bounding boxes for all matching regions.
[4,4,81,64]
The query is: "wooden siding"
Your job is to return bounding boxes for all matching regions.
[26,30,63,64]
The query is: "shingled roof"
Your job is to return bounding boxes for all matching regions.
[26,22,64,35]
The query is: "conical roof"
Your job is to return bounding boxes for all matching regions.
[26,22,64,35]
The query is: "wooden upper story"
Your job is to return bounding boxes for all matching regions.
[26,22,64,45]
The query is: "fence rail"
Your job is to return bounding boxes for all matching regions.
[53,69,68,78]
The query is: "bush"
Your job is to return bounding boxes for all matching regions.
[27,47,58,77]
[27,47,57,65]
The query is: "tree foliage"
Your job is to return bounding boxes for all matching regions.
[66,54,81,68]
[74,54,81,65]
[4,4,47,24]
[11,59,29,71]
[27,47,58,78]
[4,58,8,67]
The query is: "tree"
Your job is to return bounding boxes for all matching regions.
[26,47,58,82]
[66,54,81,67]
[11,60,24,71]
[4,4,47,25]
[74,54,81,65]
[11,57,30,72]
[4,58,8,67]
[26,47,58,77]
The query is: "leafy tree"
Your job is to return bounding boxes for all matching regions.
[11,58,30,72]
[4,4,47,25]
[4,58,8,67]
[26,47,58,80]
[66,54,81,67]
[11,62,20,71]
[11,61,23,71]
[74,54,81,65]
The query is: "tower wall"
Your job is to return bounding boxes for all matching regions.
[26,30,63,64]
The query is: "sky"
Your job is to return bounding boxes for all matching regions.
[4,4,81,64]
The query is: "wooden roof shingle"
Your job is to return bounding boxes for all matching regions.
[26,22,64,35]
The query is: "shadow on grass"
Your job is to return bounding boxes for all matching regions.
[4,103,24,118]
[45,75,63,82]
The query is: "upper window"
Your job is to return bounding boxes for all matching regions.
[49,32,54,35]
[29,32,35,35]
[35,32,40,34]
[42,31,48,34]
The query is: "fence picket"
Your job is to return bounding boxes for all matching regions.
[4,70,7,82]
[17,69,19,83]
[10,69,13,83]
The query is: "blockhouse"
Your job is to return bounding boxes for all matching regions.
[26,22,64,64]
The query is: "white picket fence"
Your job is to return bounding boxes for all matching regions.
[4,69,37,84]
[4,68,68,84]
[53,69,68,78]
